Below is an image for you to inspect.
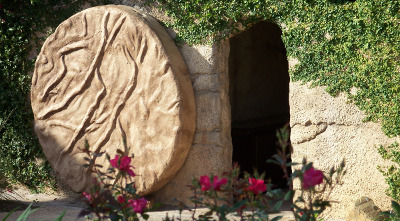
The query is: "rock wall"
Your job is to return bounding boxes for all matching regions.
[154,42,232,204]
[290,81,396,219]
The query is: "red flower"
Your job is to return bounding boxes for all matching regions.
[302,167,324,190]
[200,175,211,191]
[118,195,126,204]
[129,197,147,213]
[212,176,227,191]
[248,178,267,195]
[110,155,135,177]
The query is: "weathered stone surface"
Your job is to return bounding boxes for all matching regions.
[193,132,222,146]
[290,82,365,127]
[346,197,383,221]
[195,92,222,132]
[180,44,214,75]
[154,144,230,205]
[290,82,395,219]
[154,40,232,205]
[193,74,220,92]
[31,5,195,195]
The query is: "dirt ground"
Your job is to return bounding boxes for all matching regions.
[0,185,86,220]
[0,186,296,221]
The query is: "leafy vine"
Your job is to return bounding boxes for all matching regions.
[1,0,399,193]
[0,0,108,189]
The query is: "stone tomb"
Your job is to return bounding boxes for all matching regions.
[31,4,395,219]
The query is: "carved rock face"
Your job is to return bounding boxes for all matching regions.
[31,5,195,195]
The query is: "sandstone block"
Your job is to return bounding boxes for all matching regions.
[195,92,221,132]
[290,82,395,219]
[289,82,365,126]
[193,132,222,146]
[193,74,220,92]
[180,44,213,75]
[347,197,383,221]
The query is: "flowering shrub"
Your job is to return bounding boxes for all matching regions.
[78,139,150,221]
[189,166,275,221]
[269,126,346,221]
[74,126,344,221]
[199,175,227,192]
[187,161,345,221]
[289,159,346,221]
[184,125,346,221]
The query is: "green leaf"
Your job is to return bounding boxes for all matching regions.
[2,206,21,221]
[16,203,39,221]
[141,213,149,220]
[392,201,400,215]
[53,210,66,221]
[273,200,284,211]
[284,190,294,201]
[271,216,283,221]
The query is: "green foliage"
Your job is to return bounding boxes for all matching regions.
[378,143,400,202]
[0,0,107,189]
[381,201,400,221]
[150,0,400,139]
[149,0,281,44]
[1,203,66,221]
[151,0,399,204]
[279,1,400,138]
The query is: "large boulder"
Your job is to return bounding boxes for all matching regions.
[31,5,196,195]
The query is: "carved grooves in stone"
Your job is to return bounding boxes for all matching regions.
[34,11,140,167]
[32,5,195,194]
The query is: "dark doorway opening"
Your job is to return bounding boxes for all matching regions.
[229,21,290,188]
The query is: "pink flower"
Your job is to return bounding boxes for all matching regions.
[83,192,92,201]
[199,175,211,191]
[129,197,147,213]
[247,178,267,195]
[302,167,324,190]
[110,155,135,177]
[212,176,227,191]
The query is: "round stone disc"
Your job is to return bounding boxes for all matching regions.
[31,5,196,195]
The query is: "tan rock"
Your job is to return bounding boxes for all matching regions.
[180,44,214,75]
[154,144,229,205]
[31,5,195,195]
[347,197,383,221]
[193,74,220,92]
[154,40,232,206]
[290,82,395,219]
[194,92,222,132]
